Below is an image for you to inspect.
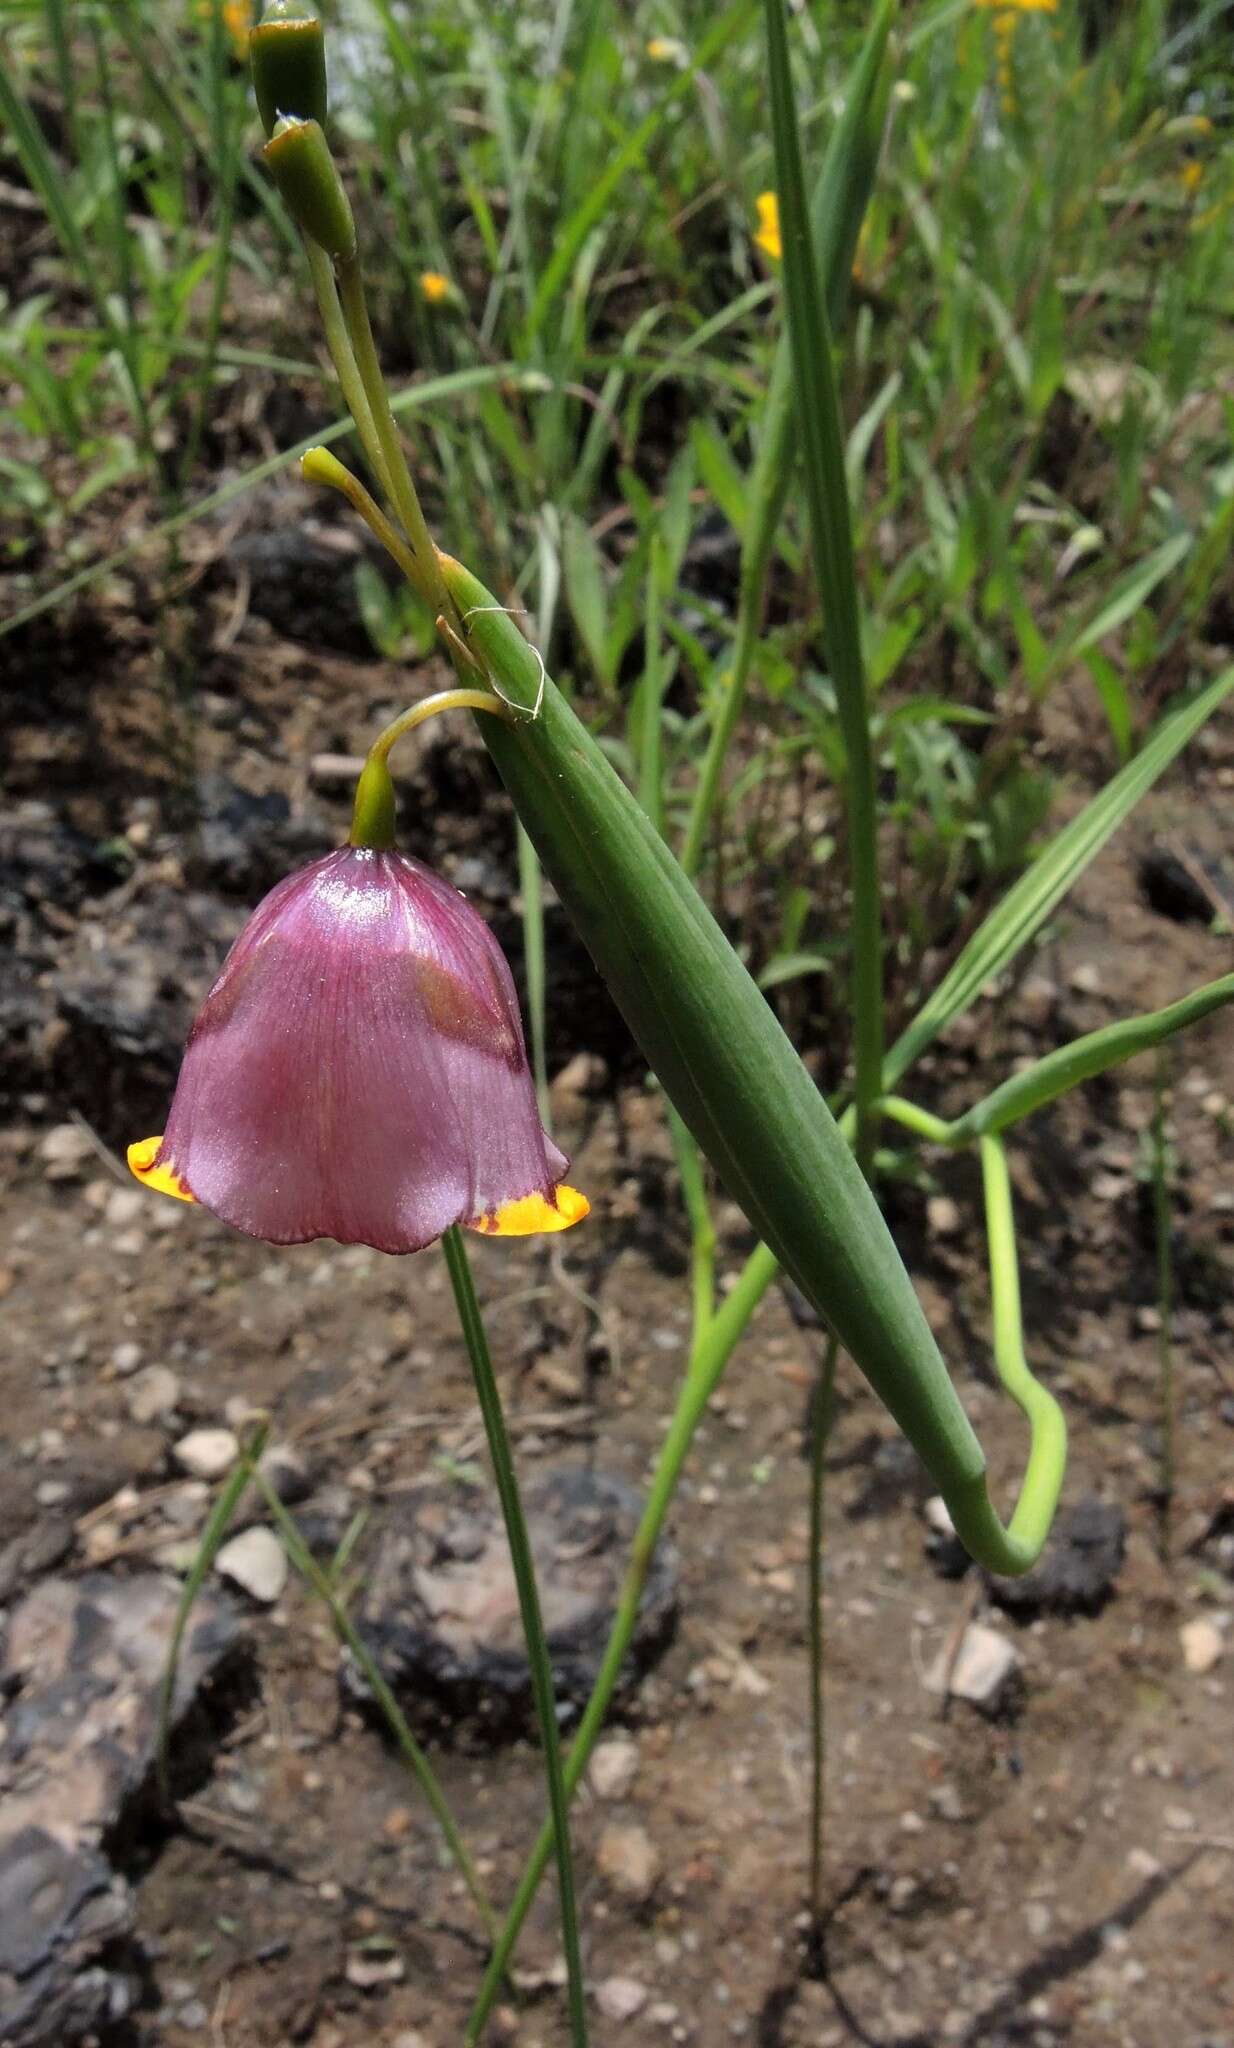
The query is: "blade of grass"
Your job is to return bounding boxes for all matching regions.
[156,1420,270,1804]
[885,665,1234,1086]
[763,0,884,1162]
[2,364,542,639]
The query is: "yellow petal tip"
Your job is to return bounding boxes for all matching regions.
[127,1137,197,1205]
[470,1184,590,1237]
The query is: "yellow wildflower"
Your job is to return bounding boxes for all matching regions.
[196,0,252,58]
[646,35,687,64]
[754,191,781,263]
[420,270,451,305]
[1180,160,1204,194]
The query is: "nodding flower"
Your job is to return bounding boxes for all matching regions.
[128,847,587,1254]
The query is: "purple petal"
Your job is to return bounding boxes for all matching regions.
[157,848,569,1253]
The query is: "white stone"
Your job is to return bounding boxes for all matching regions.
[596,1977,648,2023]
[215,1526,288,1604]
[923,1496,956,1537]
[596,1822,660,1902]
[173,1428,239,1480]
[111,1341,143,1376]
[589,1737,639,1801]
[926,1195,962,1238]
[40,1123,93,1178]
[1180,1617,1224,1674]
[105,1186,146,1229]
[128,1367,181,1425]
[925,1623,1020,1712]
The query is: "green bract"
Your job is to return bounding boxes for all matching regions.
[250,4,327,139]
[262,117,354,258]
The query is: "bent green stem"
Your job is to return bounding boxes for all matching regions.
[968,1136,1068,1565]
[807,1334,838,1924]
[465,1238,780,2044]
[441,1226,588,2048]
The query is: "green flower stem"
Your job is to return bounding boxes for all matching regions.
[974,1136,1068,1564]
[808,1334,838,1924]
[465,1239,780,2045]
[249,1466,502,1951]
[879,1095,954,1146]
[1152,1053,1175,1557]
[668,1103,716,1336]
[305,241,393,503]
[335,250,451,620]
[441,1226,588,2048]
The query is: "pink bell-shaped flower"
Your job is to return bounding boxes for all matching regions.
[128,847,587,1253]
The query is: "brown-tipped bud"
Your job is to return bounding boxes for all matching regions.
[250,3,327,139]
[262,117,355,258]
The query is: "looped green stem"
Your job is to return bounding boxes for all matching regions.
[879,1097,1067,1570]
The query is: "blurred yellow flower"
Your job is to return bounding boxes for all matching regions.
[754,191,781,263]
[420,270,451,304]
[973,0,1057,9]
[196,0,252,58]
[646,36,687,64]
[1180,159,1204,194]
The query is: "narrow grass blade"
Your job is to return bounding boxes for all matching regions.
[2,365,538,639]
[156,1421,270,1802]
[763,0,885,1152]
[885,665,1234,1086]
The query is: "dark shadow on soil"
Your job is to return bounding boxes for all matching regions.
[760,1855,1200,2048]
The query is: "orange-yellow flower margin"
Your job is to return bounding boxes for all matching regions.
[127,1136,589,1238]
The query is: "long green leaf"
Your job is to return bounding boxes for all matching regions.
[947,973,1234,1140]
[764,0,884,1152]
[443,553,1051,1578]
[885,665,1234,1086]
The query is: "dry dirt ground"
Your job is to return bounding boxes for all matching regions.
[2,587,1233,2048]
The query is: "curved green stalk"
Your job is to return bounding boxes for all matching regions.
[973,1136,1068,1565]
[441,1227,588,2048]
[465,1240,780,2043]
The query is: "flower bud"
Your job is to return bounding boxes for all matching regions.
[250,1,327,137]
[262,116,355,258]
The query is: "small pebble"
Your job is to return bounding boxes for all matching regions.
[111,1340,143,1376]
[596,1822,661,1903]
[925,1623,1020,1712]
[128,1367,181,1425]
[596,1977,648,2023]
[926,1194,962,1237]
[215,1526,288,1604]
[174,1428,240,1481]
[1180,1617,1223,1674]
[590,1737,639,1801]
[39,1123,93,1180]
